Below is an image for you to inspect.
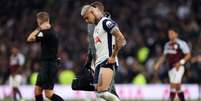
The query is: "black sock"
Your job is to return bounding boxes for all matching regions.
[35,94,43,101]
[169,92,176,101]
[50,94,64,101]
[178,92,185,101]
[13,90,17,101]
[15,88,22,98]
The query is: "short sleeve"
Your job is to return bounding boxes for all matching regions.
[35,32,44,42]
[102,19,117,33]
[179,41,190,54]
[36,28,53,42]
[163,43,168,55]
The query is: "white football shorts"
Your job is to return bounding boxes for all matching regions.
[168,66,185,83]
[9,74,22,87]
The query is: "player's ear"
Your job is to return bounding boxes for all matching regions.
[91,7,98,15]
[90,8,95,14]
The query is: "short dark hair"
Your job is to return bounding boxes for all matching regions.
[167,23,181,34]
[90,1,104,12]
[36,11,49,22]
[168,27,180,34]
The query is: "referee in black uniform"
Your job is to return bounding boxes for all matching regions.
[27,11,64,101]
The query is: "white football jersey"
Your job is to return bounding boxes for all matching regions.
[10,53,25,66]
[93,17,119,66]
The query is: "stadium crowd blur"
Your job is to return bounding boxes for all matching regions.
[0,0,201,85]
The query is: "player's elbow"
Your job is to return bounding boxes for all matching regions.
[26,38,32,42]
[119,36,126,48]
[122,37,126,46]
[26,38,35,43]
[187,53,192,59]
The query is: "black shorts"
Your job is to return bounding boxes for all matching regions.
[94,59,118,84]
[36,60,58,90]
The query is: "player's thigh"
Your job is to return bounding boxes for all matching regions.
[169,66,185,84]
[168,68,177,83]
[9,75,22,88]
[97,67,113,91]
[9,75,14,86]
[175,66,185,82]
[14,75,22,86]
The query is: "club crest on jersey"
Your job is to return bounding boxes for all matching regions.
[95,28,100,34]
[95,36,102,44]
[106,21,114,28]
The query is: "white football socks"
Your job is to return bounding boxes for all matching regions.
[96,91,120,101]
[96,97,106,101]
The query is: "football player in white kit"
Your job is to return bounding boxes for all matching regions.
[155,28,191,101]
[9,46,25,101]
[81,5,126,101]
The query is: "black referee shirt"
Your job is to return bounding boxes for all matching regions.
[36,27,58,60]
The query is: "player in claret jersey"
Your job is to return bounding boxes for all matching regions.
[154,28,191,101]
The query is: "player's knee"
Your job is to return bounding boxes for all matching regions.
[13,87,17,91]
[175,84,181,91]
[44,90,54,98]
[96,85,108,92]
[34,86,43,95]
[96,91,120,101]
[171,83,177,88]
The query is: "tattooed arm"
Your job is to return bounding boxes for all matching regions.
[111,26,126,58]
[107,26,126,64]
[102,19,126,64]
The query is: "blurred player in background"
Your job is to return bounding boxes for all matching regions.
[154,28,191,101]
[27,12,64,101]
[9,46,25,101]
[81,4,126,101]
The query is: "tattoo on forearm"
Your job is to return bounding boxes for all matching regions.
[112,36,124,56]
[111,27,126,57]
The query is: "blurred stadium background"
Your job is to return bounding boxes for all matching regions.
[0,0,201,100]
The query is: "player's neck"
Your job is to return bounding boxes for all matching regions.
[170,38,177,43]
[95,15,104,25]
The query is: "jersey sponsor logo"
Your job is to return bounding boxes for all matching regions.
[165,44,179,54]
[165,50,177,54]
[95,36,102,44]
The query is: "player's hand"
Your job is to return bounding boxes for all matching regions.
[107,57,116,64]
[154,64,160,71]
[174,62,181,71]
[39,23,50,30]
